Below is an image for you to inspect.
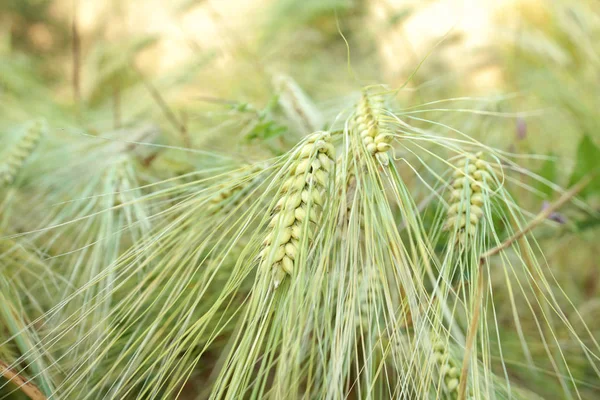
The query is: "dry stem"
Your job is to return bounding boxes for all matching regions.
[481,174,594,261]
[0,360,47,400]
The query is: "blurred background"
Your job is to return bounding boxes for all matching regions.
[2,0,595,154]
[1,0,513,101]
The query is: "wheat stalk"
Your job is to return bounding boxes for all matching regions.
[0,359,46,400]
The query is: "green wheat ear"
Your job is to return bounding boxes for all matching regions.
[432,340,462,398]
[260,131,335,288]
[1,120,45,187]
[444,152,494,244]
[354,92,393,166]
[208,162,267,214]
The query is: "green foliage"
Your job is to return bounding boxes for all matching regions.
[238,96,288,142]
[569,134,600,197]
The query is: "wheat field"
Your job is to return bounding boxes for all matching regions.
[1,1,599,399]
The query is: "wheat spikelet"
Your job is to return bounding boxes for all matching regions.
[432,341,462,398]
[357,265,381,329]
[260,132,334,288]
[444,152,493,243]
[1,121,44,186]
[335,154,359,229]
[354,93,393,166]
[208,163,265,214]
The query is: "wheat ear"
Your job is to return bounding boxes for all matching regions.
[445,152,493,243]
[1,121,44,186]
[260,132,335,288]
[354,93,393,166]
[432,341,462,398]
[208,163,265,214]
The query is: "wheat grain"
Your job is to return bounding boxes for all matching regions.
[260,132,334,288]
[335,154,359,229]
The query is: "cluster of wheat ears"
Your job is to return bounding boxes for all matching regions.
[0,85,598,400]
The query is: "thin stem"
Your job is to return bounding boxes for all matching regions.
[130,62,188,141]
[481,174,595,261]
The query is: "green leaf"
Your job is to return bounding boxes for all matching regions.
[264,95,280,114]
[575,213,600,232]
[569,134,600,197]
[245,120,286,141]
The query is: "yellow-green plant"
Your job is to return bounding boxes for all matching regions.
[1,2,599,397]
